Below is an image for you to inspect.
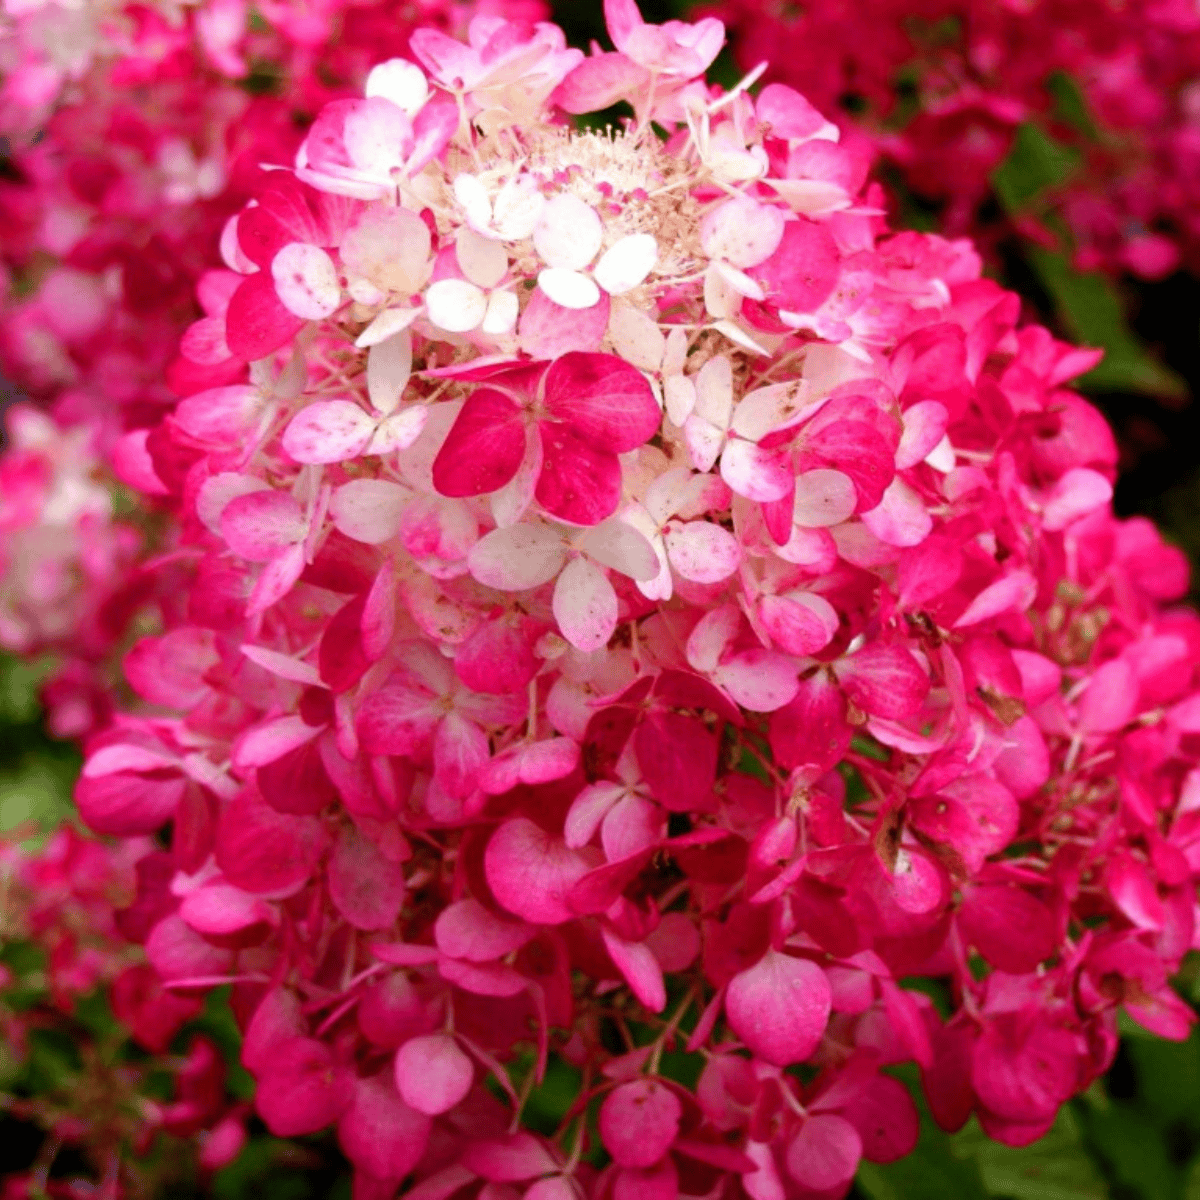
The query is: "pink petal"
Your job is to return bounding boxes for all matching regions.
[394,1034,473,1115]
[769,673,850,771]
[536,426,622,526]
[1042,467,1113,531]
[256,1039,356,1137]
[860,478,933,547]
[725,950,831,1066]
[836,644,929,720]
[553,52,651,114]
[434,898,533,962]
[225,271,305,361]
[462,1133,560,1183]
[337,1074,431,1183]
[602,927,667,1012]
[895,401,949,469]
[124,628,219,709]
[720,440,793,502]
[952,570,1038,628]
[484,817,591,925]
[758,593,839,656]
[599,1079,682,1169]
[329,478,409,544]
[329,824,406,930]
[221,489,306,561]
[283,400,376,464]
[432,390,525,499]
[785,1114,862,1191]
[749,219,840,314]
[542,352,661,452]
[519,286,611,358]
[1077,657,1139,733]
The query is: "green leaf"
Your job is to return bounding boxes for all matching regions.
[952,1107,1108,1200]
[992,123,1080,214]
[0,751,77,835]
[1047,72,1100,142]
[0,653,53,726]
[1078,1097,1181,1200]
[1028,248,1185,398]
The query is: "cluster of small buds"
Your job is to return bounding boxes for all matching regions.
[715,0,1200,282]
[46,2,1200,1196]
[0,825,245,1196]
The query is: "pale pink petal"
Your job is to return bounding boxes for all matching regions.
[468,523,567,590]
[575,518,659,580]
[860,478,933,547]
[329,479,409,544]
[792,468,857,527]
[895,401,949,470]
[453,173,494,232]
[721,440,793,502]
[714,650,799,712]
[283,400,376,464]
[271,243,341,320]
[367,331,412,414]
[394,1034,473,1115]
[685,605,741,673]
[725,950,831,1066]
[600,793,663,860]
[367,407,427,454]
[433,710,490,798]
[491,174,545,240]
[608,300,666,372]
[701,195,786,268]
[730,380,810,441]
[533,193,603,270]
[248,543,307,614]
[594,234,657,295]
[665,521,741,583]
[221,490,306,561]
[684,415,726,472]
[553,556,618,651]
[456,227,508,289]
[355,306,421,349]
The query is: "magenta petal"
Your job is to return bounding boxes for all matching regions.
[337,1074,431,1183]
[431,389,525,497]
[786,1114,862,1191]
[749,218,840,313]
[599,1079,681,1169]
[328,824,406,931]
[224,272,305,362]
[484,817,591,925]
[635,711,717,812]
[215,787,328,895]
[255,1038,355,1137]
[542,352,661,451]
[840,1073,920,1163]
[535,424,622,525]
[958,884,1057,973]
[725,950,831,1066]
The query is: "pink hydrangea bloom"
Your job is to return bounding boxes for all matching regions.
[3,1,1200,1195]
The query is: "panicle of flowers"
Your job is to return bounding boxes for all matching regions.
[53,1,1200,1196]
[714,0,1200,283]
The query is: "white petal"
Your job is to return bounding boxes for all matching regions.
[366,330,412,414]
[367,406,427,455]
[926,435,955,473]
[365,59,429,116]
[481,290,519,335]
[271,243,341,320]
[491,174,545,241]
[355,306,421,348]
[533,193,603,270]
[714,259,765,300]
[456,226,507,289]
[731,380,812,441]
[608,300,665,372]
[538,268,601,310]
[468,523,567,590]
[683,416,725,473]
[712,319,771,356]
[552,557,617,653]
[574,518,659,581]
[453,173,494,233]
[594,233,657,295]
[793,469,856,527]
[425,278,487,332]
[664,374,697,427]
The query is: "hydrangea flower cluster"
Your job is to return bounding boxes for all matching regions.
[42,1,1200,1195]
[715,0,1200,282]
